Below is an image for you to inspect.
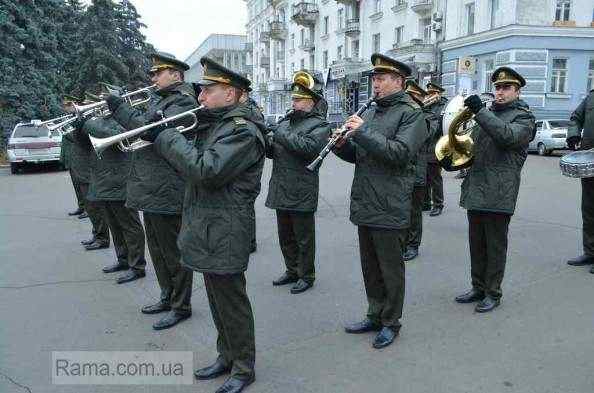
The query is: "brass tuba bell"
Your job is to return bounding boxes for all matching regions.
[292,70,315,90]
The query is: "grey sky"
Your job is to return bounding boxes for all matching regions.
[129,0,248,61]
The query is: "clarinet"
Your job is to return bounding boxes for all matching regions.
[306,97,376,172]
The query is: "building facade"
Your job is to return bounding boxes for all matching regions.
[245,0,593,120]
[185,34,249,83]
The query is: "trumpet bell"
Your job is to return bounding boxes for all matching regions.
[292,71,315,90]
[435,134,473,171]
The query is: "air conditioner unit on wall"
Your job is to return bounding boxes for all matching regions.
[432,11,443,21]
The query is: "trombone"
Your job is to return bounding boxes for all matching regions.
[89,105,205,158]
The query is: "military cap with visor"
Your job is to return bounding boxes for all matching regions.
[197,57,251,91]
[405,79,428,105]
[370,53,412,78]
[426,82,445,94]
[491,66,526,87]
[149,51,190,74]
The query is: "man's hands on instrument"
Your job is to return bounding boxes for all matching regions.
[333,115,364,147]
[567,135,581,150]
[106,93,124,113]
[464,95,483,114]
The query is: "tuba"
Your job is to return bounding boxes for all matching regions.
[435,93,494,171]
[293,70,315,90]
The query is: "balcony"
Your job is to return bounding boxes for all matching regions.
[260,56,270,67]
[291,2,319,26]
[244,64,253,75]
[343,18,360,37]
[334,0,358,4]
[387,39,435,71]
[243,42,253,52]
[268,0,283,6]
[298,39,315,52]
[269,21,288,40]
[410,0,433,14]
[257,82,268,93]
[259,31,271,43]
[268,79,290,91]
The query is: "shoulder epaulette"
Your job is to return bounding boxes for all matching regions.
[233,117,248,128]
[517,106,532,114]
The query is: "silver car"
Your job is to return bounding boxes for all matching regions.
[528,119,570,156]
[6,122,63,174]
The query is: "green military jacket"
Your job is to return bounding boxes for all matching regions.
[154,104,266,274]
[60,133,73,169]
[425,96,448,163]
[460,99,535,215]
[413,106,435,186]
[334,90,428,229]
[265,99,331,212]
[83,116,130,202]
[69,124,93,184]
[568,90,594,149]
[111,82,197,215]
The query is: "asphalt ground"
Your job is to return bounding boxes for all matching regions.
[1,152,592,393]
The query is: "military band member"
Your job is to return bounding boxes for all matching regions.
[61,96,85,218]
[403,80,432,261]
[566,87,594,272]
[454,67,535,312]
[334,54,427,349]
[266,71,331,293]
[105,52,195,329]
[82,110,147,281]
[424,82,448,216]
[146,57,265,393]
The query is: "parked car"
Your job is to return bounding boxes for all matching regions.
[528,119,571,156]
[6,122,63,174]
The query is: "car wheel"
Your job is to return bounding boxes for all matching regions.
[10,162,19,174]
[537,143,548,156]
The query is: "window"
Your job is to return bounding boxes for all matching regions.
[352,40,360,58]
[550,58,568,93]
[465,3,475,35]
[394,26,404,46]
[587,59,594,92]
[555,0,571,22]
[395,0,406,5]
[490,0,499,28]
[535,121,543,132]
[323,16,329,35]
[300,29,305,45]
[291,62,295,74]
[337,45,343,60]
[300,58,305,69]
[290,33,295,50]
[323,50,329,69]
[337,8,344,29]
[309,54,315,69]
[484,59,495,93]
[372,33,381,53]
[374,0,382,13]
[420,17,431,42]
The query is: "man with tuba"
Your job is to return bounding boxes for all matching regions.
[424,82,448,216]
[81,87,147,282]
[266,71,331,294]
[403,80,433,261]
[565,87,594,271]
[104,52,196,330]
[454,67,535,312]
[334,54,427,349]
[143,57,266,393]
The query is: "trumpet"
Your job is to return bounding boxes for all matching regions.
[72,84,156,117]
[306,97,376,172]
[89,105,204,157]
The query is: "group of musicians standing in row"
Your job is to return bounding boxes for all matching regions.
[54,49,593,393]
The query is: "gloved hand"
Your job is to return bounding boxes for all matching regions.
[567,135,581,150]
[140,122,170,142]
[464,95,483,114]
[105,93,124,113]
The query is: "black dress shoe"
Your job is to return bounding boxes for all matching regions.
[194,358,231,380]
[84,241,109,251]
[567,254,594,266]
[344,318,381,334]
[455,289,485,303]
[290,279,312,294]
[372,326,399,349]
[475,296,500,313]
[78,212,89,219]
[215,376,255,393]
[69,208,84,216]
[141,301,171,314]
[403,248,418,261]
[152,311,191,330]
[429,206,443,216]
[102,262,129,273]
[272,273,298,286]
[81,237,96,246]
[116,269,145,284]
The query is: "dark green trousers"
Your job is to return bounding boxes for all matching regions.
[69,169,84,209]
[276,210,316,284]
[467,210,511,300]
[424,162,444,208]
[358,225,406,329]
[143,213,193,314]
[101,201,146,271]
[204,273,255,380]
[581,178,594,256]
[407,185,426,250]
[79,182,109,244]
